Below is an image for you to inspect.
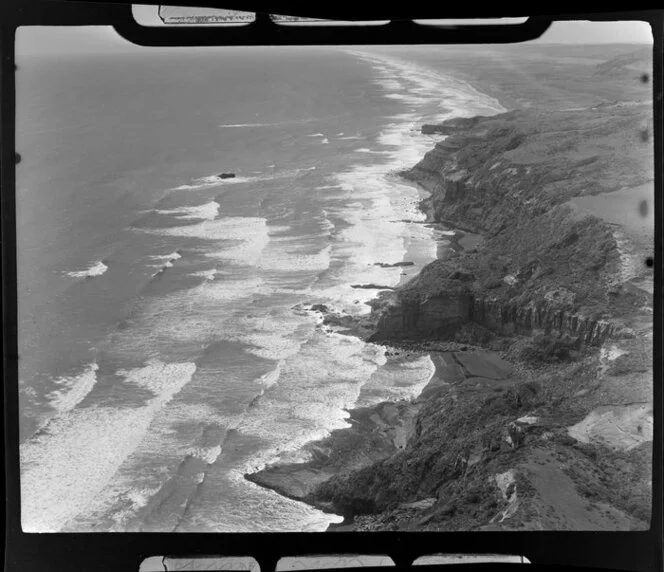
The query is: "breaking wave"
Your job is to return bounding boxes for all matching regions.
[64,260,108,279]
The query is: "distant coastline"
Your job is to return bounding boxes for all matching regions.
[245,44,654,532]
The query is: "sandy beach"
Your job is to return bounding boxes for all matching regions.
[246,43,654,532]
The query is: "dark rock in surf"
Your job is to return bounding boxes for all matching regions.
[217,172,236,179]
[351,284,395,290]
[421,124,452,135]
[374,261,415,268]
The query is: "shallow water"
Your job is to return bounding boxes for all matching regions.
[17,46,503,532]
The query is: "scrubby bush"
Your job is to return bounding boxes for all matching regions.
[627,501,651,522]
[481,381,540,416]
[505,133,525,151]
[464,486,483,504]
[484,278,504,290]
[520,334,579,364]
[507,381,540,408]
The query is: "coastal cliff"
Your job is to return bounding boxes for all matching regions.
[247,47,654,531]
[372,101,651,347]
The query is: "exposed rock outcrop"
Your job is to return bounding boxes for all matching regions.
[246,48,654,533]
[371,102,652,347]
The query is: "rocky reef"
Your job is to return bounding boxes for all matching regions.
[246,47,654,532]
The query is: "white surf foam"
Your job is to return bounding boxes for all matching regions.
[312,164,418,314]
[258,244,332,273]
[64,260,108,279]
[105,483,164,530]
[376,78,404,91]
[355,148,388,154]
[383,92,427,106]
[207,241,270,267]
[20,359,196,532]
[235,331,387,470]
[318,210,335,234]
[190,268,217,280]
[46,362,99,414]
[187,444,223,465]
[50,48,510,534]
[198,275,271,301]
[258,360,284,389]
[219,122,274,127]
[147,251,182,271]
[65,393,245,532]
[117,359,196,396]
[142,217,270,266]
[156,201,220,221]
[19,379,38,400]
[218,118,320,128]
[356,354,436,407]
[171,168,312,192]
[347,49,506,118]
[225,311,314,362]
[311,49,506,321]
[150,251,182,262]
[171,176,254,191]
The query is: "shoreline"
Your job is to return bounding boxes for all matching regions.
[411,180,484,255]
[242,66,514,527]
[244,45,653,532]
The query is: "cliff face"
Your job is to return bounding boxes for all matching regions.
[469,298,614,346]
[369,272,474,341]
[372,102,652,347]
[306,99,653,531]
[370,268,616,347]
[246,48,654,534]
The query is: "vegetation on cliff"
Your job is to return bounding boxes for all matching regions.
[391,99,651,344]
[246,46,654,532]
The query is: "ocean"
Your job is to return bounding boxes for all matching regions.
[16,45,504,532]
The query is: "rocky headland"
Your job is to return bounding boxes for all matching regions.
[246,46,654,531]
